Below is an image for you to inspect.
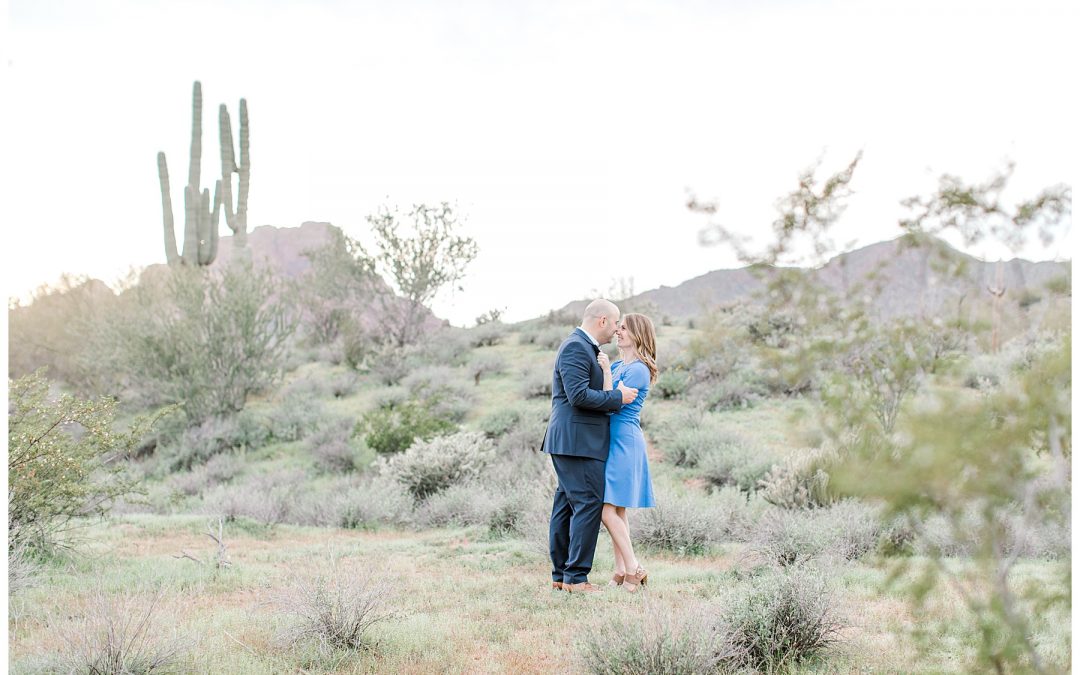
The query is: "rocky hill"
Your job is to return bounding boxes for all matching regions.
[557,235,1070,323]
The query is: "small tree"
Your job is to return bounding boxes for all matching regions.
[359,203,478,346]
[297,227,377,346]
[105,257,297,425]
[8,370,167,552]
[692,156,1072,673]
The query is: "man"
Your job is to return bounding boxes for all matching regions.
[542,299,638,593]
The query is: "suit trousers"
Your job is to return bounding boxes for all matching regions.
[548,453,606,585]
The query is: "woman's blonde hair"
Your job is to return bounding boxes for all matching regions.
[620,313,658,384]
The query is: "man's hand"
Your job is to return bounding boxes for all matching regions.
[617,381,638,404]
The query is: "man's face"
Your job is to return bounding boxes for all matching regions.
[600,313,620,343]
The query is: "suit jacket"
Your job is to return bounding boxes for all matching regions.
[541,328,623,460]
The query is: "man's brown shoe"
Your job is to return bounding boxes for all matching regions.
[552,581,565,591]
[564,582,603,594]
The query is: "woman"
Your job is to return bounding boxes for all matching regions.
[597,313,657,593]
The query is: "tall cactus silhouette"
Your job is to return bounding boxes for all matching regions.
[219,98,250,249]
[157,81,222,266]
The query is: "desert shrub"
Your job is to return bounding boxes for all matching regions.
[8,542,39,596]
[328,371,360,398]
[359,400,457,456]
[751,500,882,566]
[961,353,1006,390]
[368,343,421,386]
[53,587,190,675]
[8,371,156,552]
[520,366,553,399]
[661,422,750,469]
[267,392,330,442]
[413,482,496,529]
[690,368,770,410]
[580,605,736,675]
[402,365,473,423]
[276,568,393,654]
[913,498,1070,560]
[720,565,842,672]
[634,494,717,555]
[104,258,296,425]
[468,352,507,385]
[306,417,359,473]
[336,477,414,530]
[484,479,551,538]
[520,324,570,349]
[409,326,473,368]
[697,442,777,493]
[478,406,522,438]
[156,414,244,472]
[202,468,305,527]
[759,445,839,509]
[378,431,496,502]
[653,369,691,400]
[468,321,507,347]
[497,418,550,456]
[168,452,244,497]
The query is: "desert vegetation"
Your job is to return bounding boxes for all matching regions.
[7,148,1071,673]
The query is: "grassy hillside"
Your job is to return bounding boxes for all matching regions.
[8,321,1071,673]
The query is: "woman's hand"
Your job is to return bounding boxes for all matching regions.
[597,351,610,371]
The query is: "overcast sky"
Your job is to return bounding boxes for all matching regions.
[3,0,1075,325]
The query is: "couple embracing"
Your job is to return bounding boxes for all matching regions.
[542,299,657,594]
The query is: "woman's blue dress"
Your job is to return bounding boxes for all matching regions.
[603,360,655,508]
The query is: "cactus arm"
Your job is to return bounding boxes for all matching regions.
[219,103,237,232]
[208,179,222,262]
[158,151,180,265]
[183,184,198,265]
[236,98,249,236]
[189,81,202,190]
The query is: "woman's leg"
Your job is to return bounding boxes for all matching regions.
[604,504,639,573]
[602,503,628,575]
[616,507,639,571]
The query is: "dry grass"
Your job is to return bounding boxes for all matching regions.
[10,512,1058,674]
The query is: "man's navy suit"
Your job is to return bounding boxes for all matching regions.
[542,327,624,585]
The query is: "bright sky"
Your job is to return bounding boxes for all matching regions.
[3,0,1076,325]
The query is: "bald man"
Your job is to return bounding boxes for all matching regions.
[542,299,638,593]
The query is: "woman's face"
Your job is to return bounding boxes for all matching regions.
[616,322,634,351]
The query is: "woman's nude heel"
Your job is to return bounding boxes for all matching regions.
[608,573,625,587]
[623,566,648,593]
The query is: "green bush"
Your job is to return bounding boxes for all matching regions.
[7,370,159,552]
[520,367,553,399]
[468,352,507,386]
[633,494,717,555]
[662,423,750,469]
[696,442,777,493]
[759,445,838,509]
[478,406,522,439]
[751,500,882,566]
[580,606,733,674]
[468,321,507,347]
[412,482,495,529]
[378,431,496,502]
[359,400,457,455]
[653,369,690,399]
[402,365,473,423]
[104,258,296,425]
[721,566,842,672]
[336,477,414,530]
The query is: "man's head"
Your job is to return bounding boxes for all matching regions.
[581,299,620,344]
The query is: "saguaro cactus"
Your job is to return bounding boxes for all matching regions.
[157,81,222,266]
[219,98,250,249]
